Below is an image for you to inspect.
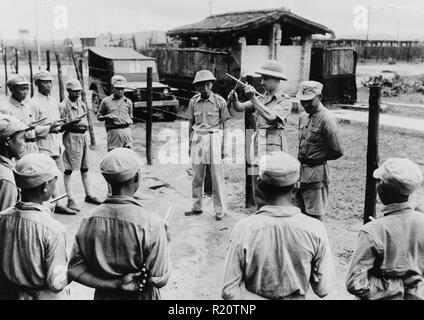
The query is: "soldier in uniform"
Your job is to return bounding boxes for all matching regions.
[346,158,424,300]
[0,74,50,158]
[68,148,171,300]
[29,70,75,215]
[222,152,335,300]
[97,75,134,152]
[0,153,69,299]
[0,115,28,211]
[59,79,102,213]
[228,60,292,209]
[185,70,231,221]
[295,81,343,221]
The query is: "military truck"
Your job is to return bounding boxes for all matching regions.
[88,47,179,121]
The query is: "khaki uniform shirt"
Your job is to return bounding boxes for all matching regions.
[187,93,231,133]
[97,95,134,129]
[0,97,46,157]
[29,93,62,157]
[243,90,292,164]
[59,98,89,128]
[298,104,343,189]
[0,202,68,294]
[346,202,424,300]
[222,205,334,300]
[0,155,18,211]
[68,196,171,300]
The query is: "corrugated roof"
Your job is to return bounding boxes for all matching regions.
[167,7,333,37]
[88,47,155,60]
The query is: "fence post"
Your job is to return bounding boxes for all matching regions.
[46,50,51,71]
[55,53,64,102]
[15,48,19,74]
[364,86,381,224]
[245,75,256,208]
[3,47,8,95]
[28,51,34,97]
[146,67,153,165]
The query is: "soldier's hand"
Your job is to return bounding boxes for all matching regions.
[244,85,256,100]
[117,272,144,292]
[227,90,238,102]
[106,114,118,120]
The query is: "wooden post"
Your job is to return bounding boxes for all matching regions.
[55,53,64,102]
[46,50,51,71]
[364,86,381,224]
[15,48,19,74]
[3,47,8,95]
[28,51,34,98]
[146,67,153,165]
[69,45,96,147]
[245,75,256,208]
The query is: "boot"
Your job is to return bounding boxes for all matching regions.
[67,198,80,212]
[54,204,77,215]
[82,171,102,205]
[64,173,80,212]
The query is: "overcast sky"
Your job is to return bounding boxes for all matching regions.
[1,0,423,40]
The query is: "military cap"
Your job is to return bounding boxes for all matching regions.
[14,153,60,189]
[111,75,128,88]
[255,60,287,81]
[65,79,83,91]
[296,81,324,101]
[0,114,29,139]
[7,74,30,87]
[374,158,423,195]
[193,70,216,85]
[259,151,300,187]
[100,148,142,184]
[34,70,54,82]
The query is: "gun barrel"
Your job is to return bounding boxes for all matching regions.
[225,73,264,98]
[50,194,68,204]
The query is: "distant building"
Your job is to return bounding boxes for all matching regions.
[164,7,334,94]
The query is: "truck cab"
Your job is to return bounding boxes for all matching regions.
[88,47,179,121]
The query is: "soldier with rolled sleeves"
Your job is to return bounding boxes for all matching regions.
[346,158,424,300]
[228,60,292,209]
[295,81,343,221]
[59,79,102,213]
[68,148,171,300]
[97,75,134,152]
[29,70,76,215]
[222,152,335,300]
[185,70,231,221]
[0,115,29,211]
[0,74,50,158]
[0,153,69,299]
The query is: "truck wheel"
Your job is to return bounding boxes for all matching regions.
[163,105,177,122]
[91,90,100,114]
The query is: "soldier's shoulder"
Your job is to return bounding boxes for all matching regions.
[190,93,201,104]
[214,93,227,104]
[102,95,113,103]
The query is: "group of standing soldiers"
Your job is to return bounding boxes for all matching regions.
[186,60,343,222]
[0,71,162,299]
[0,59,424,300]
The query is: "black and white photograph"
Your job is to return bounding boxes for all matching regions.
[0,0,424,307]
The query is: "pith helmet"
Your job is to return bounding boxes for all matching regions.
[193,70,216,85]
[255,60,287,81]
